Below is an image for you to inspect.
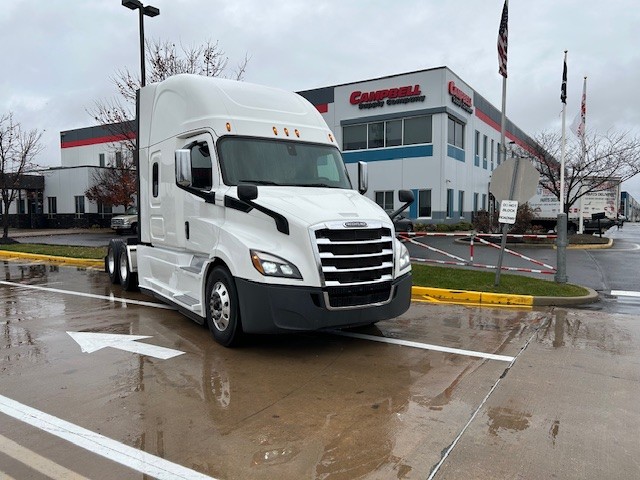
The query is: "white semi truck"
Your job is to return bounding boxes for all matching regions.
[528,178,621,234]
[106,74,413,346]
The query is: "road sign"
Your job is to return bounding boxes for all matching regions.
[490,157,540,203]
[67,332,185,360]
[498,200,519,224]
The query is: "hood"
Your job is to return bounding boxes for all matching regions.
[246,187,393,227]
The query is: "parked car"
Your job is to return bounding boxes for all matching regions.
[393,214,414,233]
[110,206,138,234]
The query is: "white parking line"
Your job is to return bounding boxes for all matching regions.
[0,281,174,310]
[0,280,514,363]
[0,395,216,480]
[0,434,90,480]
[611,290,640,298]
[333,331,515,362]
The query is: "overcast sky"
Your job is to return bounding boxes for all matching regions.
[2,0,639,197]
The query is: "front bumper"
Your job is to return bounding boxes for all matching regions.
[235,273,412,334]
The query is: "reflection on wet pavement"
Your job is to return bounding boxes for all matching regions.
[1,259,639,479]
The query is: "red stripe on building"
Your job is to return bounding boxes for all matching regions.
[474,108,539,158]
[61,133,136,149]
[315,103,329,114]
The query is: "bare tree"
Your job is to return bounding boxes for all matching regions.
[0,112,43,241]
[85,38,249,208]
[531,130,640,214]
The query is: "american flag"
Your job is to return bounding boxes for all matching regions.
[497,1,508,78]
[577,77,586,136]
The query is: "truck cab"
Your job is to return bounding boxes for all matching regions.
[107,74,412,346]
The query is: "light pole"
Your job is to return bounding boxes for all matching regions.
[122,0,159,87]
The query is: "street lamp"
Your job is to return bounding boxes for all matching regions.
[122,0,160,87]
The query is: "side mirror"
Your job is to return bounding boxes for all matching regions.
[389,189,415,220]
[175,149,192,187]
[358,161,368,194]
[398,189,414,204]
[238,183,258,202]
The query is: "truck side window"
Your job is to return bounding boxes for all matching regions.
[190,142,212,190]
[152,162,159,197]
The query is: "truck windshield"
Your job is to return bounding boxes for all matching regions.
[217,137,352,189]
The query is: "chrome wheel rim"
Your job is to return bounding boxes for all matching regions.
[118,251,128,282]
[210,281,231,332]
[108,248,116,275]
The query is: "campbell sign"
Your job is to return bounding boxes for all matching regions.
[448,81,473,113]
[349,85,425,110]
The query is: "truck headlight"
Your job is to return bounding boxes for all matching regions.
[398,242,411,272]
[250,250,302,279]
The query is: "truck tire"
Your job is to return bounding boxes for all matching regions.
[205,267,243,347]
[107,239,124,284]
[118,246,138,291]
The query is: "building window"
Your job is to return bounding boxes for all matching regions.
[482,193,487,210]
[368,122,384,148]
[17,193,26,214]
[404,116,432,145]
[343,115,432,151]
[490,139,495,170]
[375,191,394,212]
[99,153,105,167]
[385,120,402,147]
[497,143,502,165]
[473,193,479,213]
[418,189,432,217]
[447,116,464,149]
[474,130,480,166]
[458,190,465,218]
[446,188,454,218]
[482,135,488,169]
[98,202,112,218]
[115,151,123,168]
[47,197,57,218]
[75,195,85,217]
[343,124,367,151]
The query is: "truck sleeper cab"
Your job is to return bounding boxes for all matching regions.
[106,74,413,346]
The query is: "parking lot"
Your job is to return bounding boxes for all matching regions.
[1,258,639,479]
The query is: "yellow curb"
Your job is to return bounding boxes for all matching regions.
[0,250,104,269]
[412,286,533,307]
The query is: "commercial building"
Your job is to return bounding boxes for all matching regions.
[4,67,637,228]
[297,66,540,223]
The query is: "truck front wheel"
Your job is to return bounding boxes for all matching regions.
[206,267,243,347]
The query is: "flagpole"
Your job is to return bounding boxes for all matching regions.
[578,76,587,233]
[555,50,568,284]
[494,0,509,286]
[560,50,568,214]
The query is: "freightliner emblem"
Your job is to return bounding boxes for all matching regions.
[344,221,368,228]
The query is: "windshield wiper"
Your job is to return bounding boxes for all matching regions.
[238,179,282,186]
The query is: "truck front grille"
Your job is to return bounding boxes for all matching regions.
[312,222,394,308]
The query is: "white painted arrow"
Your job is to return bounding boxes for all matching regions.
[67,332,185,360]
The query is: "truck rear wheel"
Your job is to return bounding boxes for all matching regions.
[205,267,243,347]
[107,239,124,284]
[118,247,138,291]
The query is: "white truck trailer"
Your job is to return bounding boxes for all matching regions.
[105,74,413,346]
[528,178,621,234]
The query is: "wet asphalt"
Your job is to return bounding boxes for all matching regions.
[1,227,639,478]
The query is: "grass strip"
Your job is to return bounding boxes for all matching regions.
[0,244,107,260]
[411,264,588,297]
